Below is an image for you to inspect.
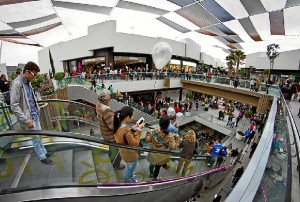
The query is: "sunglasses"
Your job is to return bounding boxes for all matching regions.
[28,70,37,77]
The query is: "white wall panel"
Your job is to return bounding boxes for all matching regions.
[38,20,221,73]
[246,50,300,70]
[202,53,216,66]
[113,33,185,56]
[183,38,202,61]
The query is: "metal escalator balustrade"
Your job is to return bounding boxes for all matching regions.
[0,130,231,201]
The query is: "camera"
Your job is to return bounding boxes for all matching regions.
[137,117,145,124]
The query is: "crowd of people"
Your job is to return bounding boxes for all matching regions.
[96,89,200,182]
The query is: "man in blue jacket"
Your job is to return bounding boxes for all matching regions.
[208,139,227,166]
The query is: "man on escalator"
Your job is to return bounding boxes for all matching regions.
[96,89,125,170]
[10,61,56,165]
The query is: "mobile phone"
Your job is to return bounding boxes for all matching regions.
[137,117,145,124]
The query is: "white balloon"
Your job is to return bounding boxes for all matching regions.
[152,42,172,69]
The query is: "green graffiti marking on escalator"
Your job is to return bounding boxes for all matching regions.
[78,161,110,185]
[0,153,13,179]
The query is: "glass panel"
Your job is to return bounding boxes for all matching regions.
[55,72,280,97]
[38,100,100,137]
[253,94,288,201]
[0,132,230,193]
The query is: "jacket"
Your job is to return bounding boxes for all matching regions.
[114,126,141,163]
[145,129,179,151]
[145,129,180,165]
[179,140,195,160]
[10,75,40,124]
[96,103,115,142]
[210,144,227,157]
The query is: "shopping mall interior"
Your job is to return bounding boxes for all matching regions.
[0,1,299,202]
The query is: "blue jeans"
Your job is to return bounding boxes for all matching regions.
[125,161,137,182]
[22,115,47,160]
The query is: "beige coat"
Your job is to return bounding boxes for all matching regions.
[145,129,180,165]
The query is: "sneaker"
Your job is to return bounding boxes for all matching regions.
[125,176,138,183]
[41,158,55,165]
[207,163,211,166]
[46,152,57,158]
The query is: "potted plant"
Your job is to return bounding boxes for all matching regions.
[244,110,253,119]
[54,72,65,87]
[31,74,44,94]
[39,82,55,100]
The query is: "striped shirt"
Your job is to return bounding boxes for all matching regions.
[96,102,115,142]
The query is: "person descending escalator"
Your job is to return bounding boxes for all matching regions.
[176,130,196,176]
[145,116,181,180]
[231,166,244,188]
[113,106,144,183]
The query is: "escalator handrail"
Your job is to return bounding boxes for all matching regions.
[0,130,223,158]
[0,99,97,110]
[37,99,96,109]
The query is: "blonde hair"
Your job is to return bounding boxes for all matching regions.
[184,130,196,143]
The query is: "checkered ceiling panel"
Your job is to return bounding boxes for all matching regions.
[1,0,300,65]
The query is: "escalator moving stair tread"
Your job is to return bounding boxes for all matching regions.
[91,150,118,183]
[18,154,52,187]
[48,149,73,184]
[73,149,97,184]
[0,154,27,189]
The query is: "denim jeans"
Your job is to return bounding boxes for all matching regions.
[125,161,137,182]
[22,116,47,160]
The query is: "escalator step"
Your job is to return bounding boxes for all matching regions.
[17,154,52,188]
[48,149,73,184]
[73,149,97,185]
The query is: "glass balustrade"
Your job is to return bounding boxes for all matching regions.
[252,91,299,202]
[0,131,230,195]
[53,73,280,97]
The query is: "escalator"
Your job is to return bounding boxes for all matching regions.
[66,85,157,123]
[0,130,231,202]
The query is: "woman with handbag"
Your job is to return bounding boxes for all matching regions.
[145,116,180,180]
[176,130,196,176]
[114,106,144,183]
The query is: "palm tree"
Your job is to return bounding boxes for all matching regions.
[225,54,235,77]
[233,50,246,76]
[266,44,280,94]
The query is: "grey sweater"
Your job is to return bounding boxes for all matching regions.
[10,75,40,124]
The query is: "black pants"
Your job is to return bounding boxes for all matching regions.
[108,146,122,169]
[153,164,167,179]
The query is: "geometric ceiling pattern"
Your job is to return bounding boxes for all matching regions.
[0,0,300,65]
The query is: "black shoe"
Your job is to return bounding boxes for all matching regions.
[46,152,57,158]
[41,158,55,165]
[0,157,6,164]
[114,164,126,170]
